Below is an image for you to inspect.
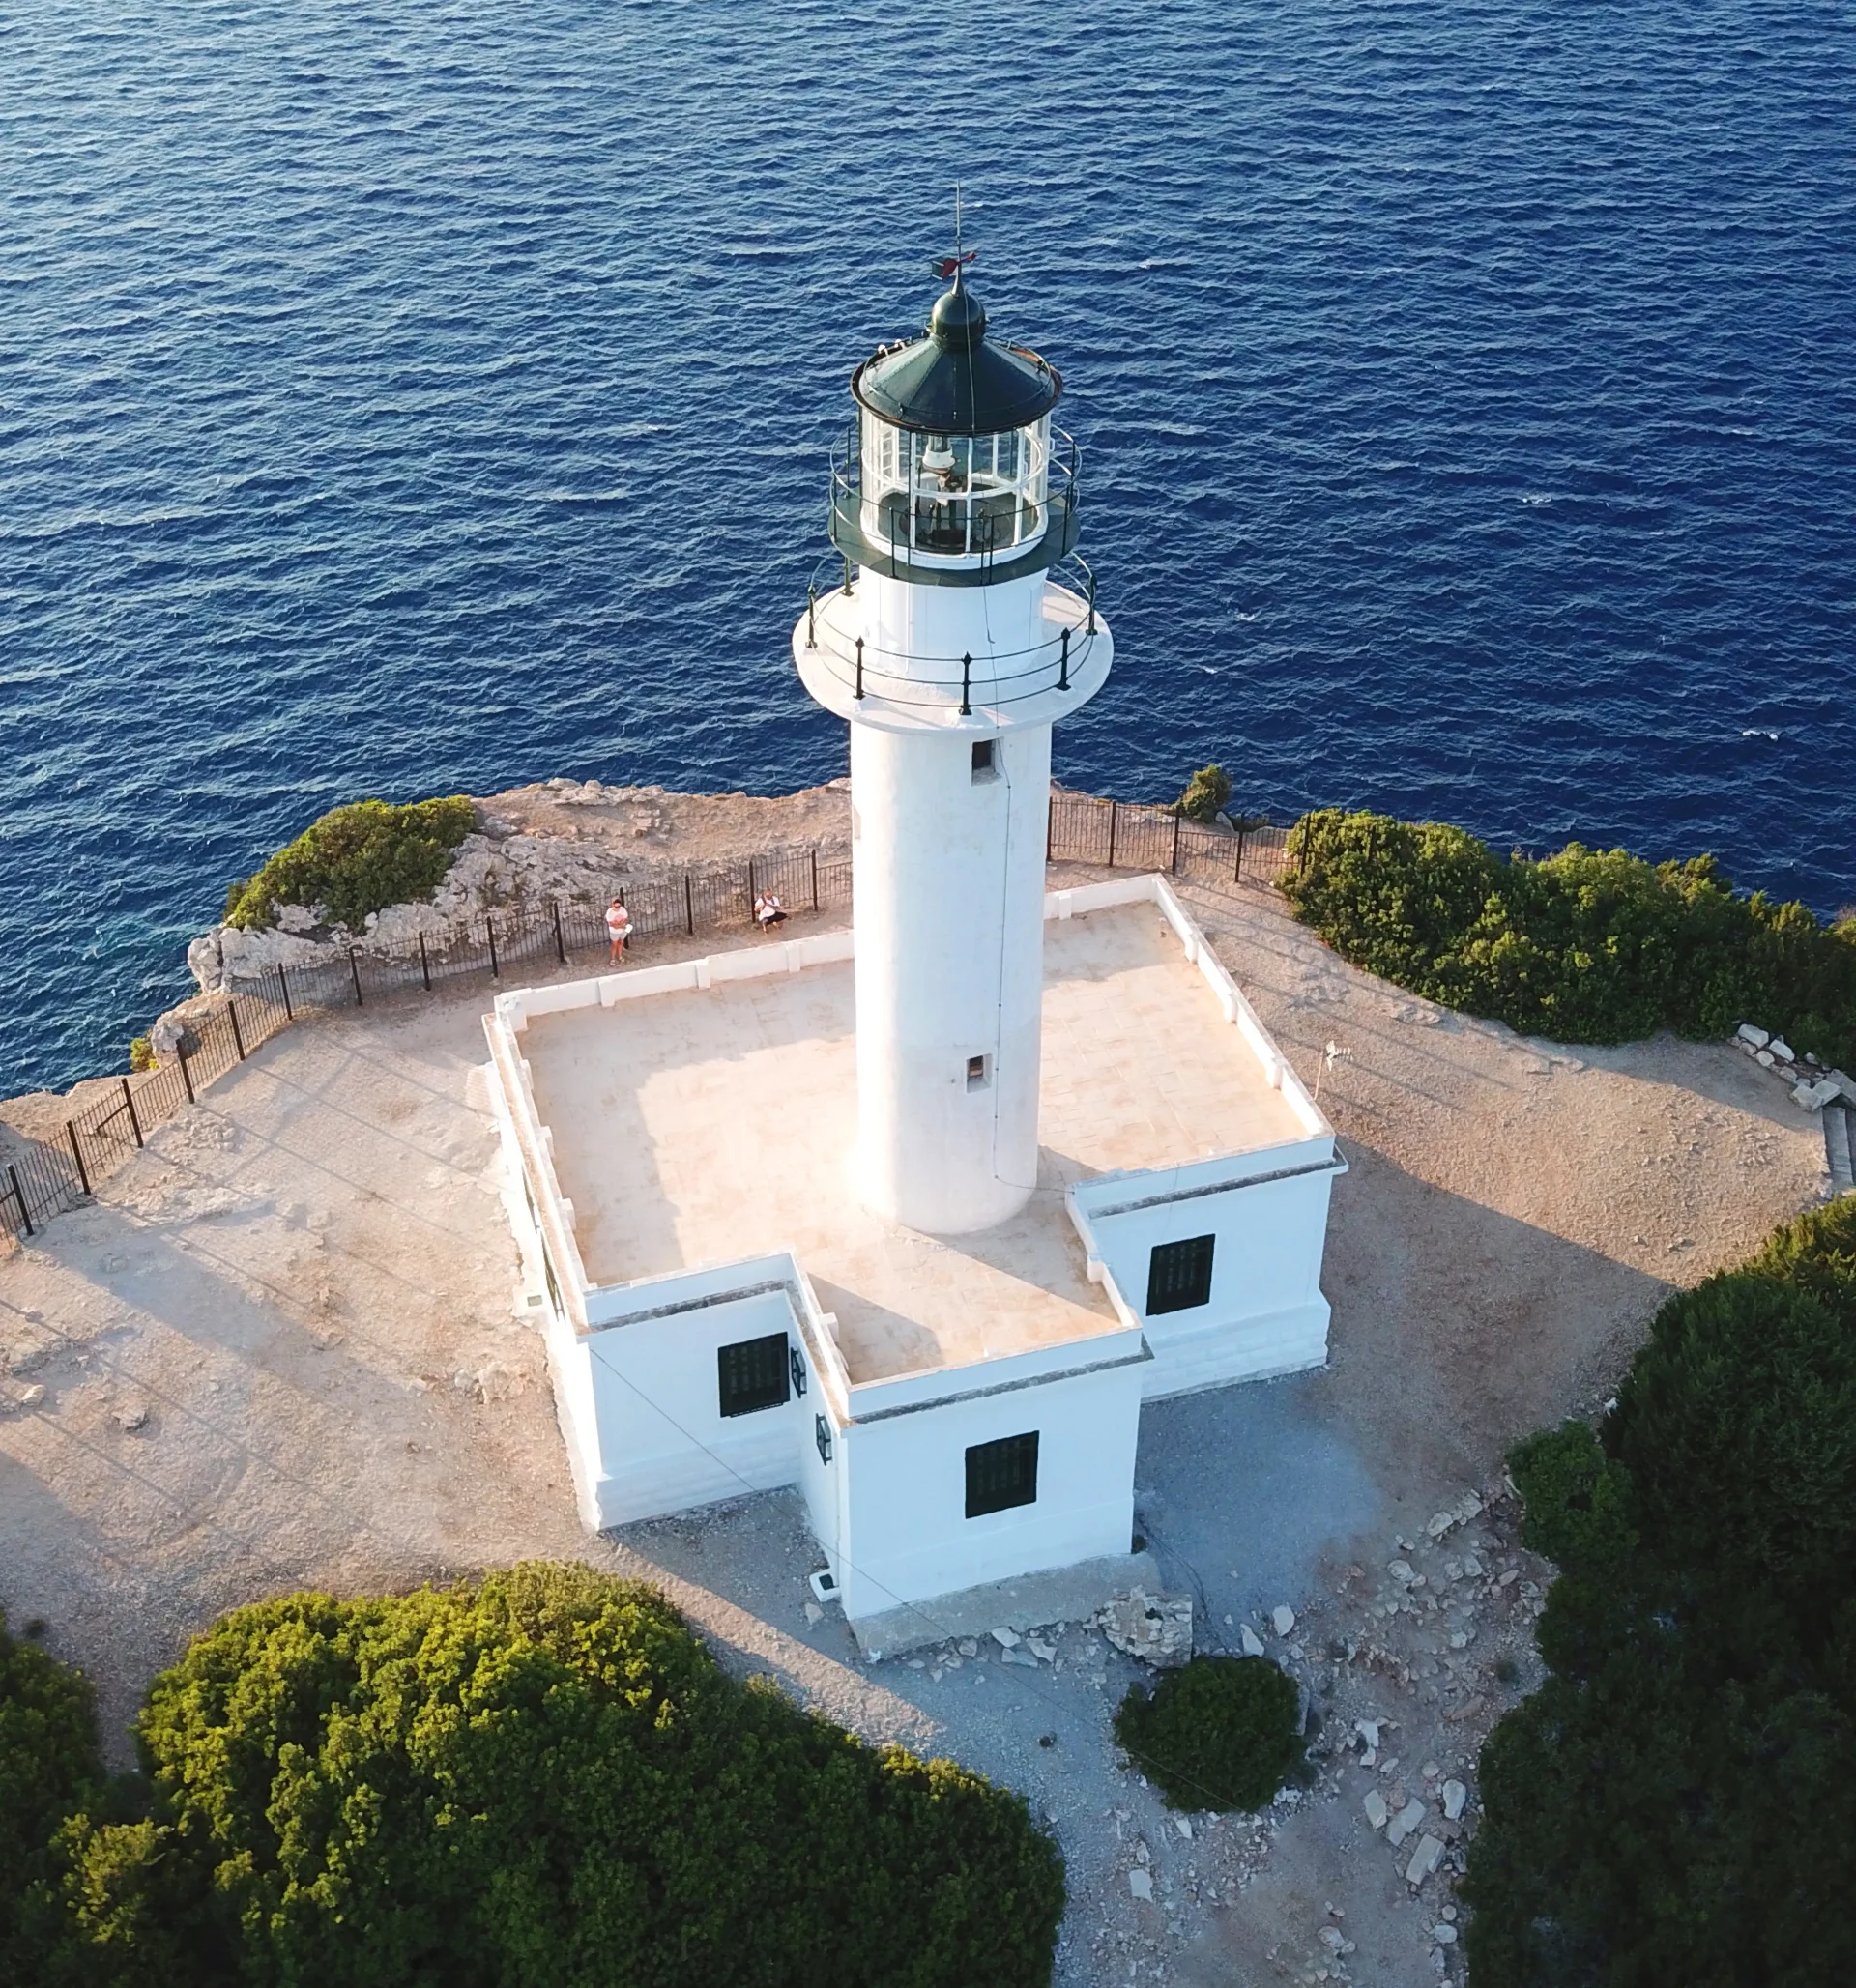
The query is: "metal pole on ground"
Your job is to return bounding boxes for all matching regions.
[178,1043,195,1105]
[277,965,293,1020]
[1234,829,1247,884]
[349,948,364,1006]
[420,934,432,990]
[1171,814,1181,874]
[810,849,819,911]
[1107,801,1117,868]
[7,1164,33,1238]
[121,1079,143,1148]
[684,874,695,936]
[66,1122,90,1197]
[552,903,566,965]
[486,920,499,980]
[228,1001,246,1061]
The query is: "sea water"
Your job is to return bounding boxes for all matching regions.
[4,0,1853,1094]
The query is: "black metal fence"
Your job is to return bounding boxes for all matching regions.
[2,800,1294,1248]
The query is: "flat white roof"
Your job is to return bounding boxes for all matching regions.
[513,894,1312,1388]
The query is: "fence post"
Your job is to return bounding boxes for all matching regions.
[748,859,757,922]
[66,1122,91,1198]
[1107,801,1117,869]
[349,948,364,1006]
[810,848,820,911]
[807,584,817,649]
[6,1165,31,1239]
[960,653,972,717]
[228,1000,246,1061]
[1170,813,1181,875]
[1058,626,1070,690]
[420,933,432,990]
[178,1041,195,1105]
[855,637,864,701]
[121,1078,143,1149]
[684,874,695,936]
[1046,796,1054,861]
[486,920,500,980]
[1234,828,1247,884]
[552,902,566,965]
[277,964,293,1021]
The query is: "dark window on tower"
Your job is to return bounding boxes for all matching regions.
[717,1333,791,1418]
[966,1431,1039,1517]
[1146,1234,1216,1314]
[972,738,997,780]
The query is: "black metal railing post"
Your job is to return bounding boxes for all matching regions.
[1046,797,1055,861]
[228,1001,246,1061]
[961,652,972,717]
[66,1122,90,1197]
[486,919,500,980]
[1234,828,1247,884]
[419,934,432,990]
[683,874,695,936]
[1107,800,1118,868]
[807,585,817,649]
[810,849,819,912]
[1171,813,1181,875]
[178,1042,195,1104]
[277,964,293,1020]
[1088,571,1096,634]
[552,902,566,965]
[855,637,864,701]
[349,948,364,1006]
[121,1078,143,1149]
[7,1165,31,1239]
[1058,626,1070,690]
[748,859,757,923]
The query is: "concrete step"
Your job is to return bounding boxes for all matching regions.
[1827,1102,1855,1196]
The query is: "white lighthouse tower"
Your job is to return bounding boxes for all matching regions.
[794,260,1114,1233]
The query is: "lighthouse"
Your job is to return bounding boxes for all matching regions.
[794,265,1114,1234]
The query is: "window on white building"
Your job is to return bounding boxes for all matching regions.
[717,1332,790,1418]
[966,1431,1039,1517]
[971,738,998,780]
[1146,1234,1215,1314]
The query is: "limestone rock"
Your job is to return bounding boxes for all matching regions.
[1769,1037,1795,1062]
[1128,1868,1153,1901]
[1406,1833,1446,1887]
[1386,1800,1428,1848]
[1363,1789,1389,1830]
[1102,1587,1194,1667]
[1272,1604,1296,1636]
[1737,1023,1770,1049]
[1240,1623,1265,1657]
[1795,1076,1844,1110]
[1441,1778,1468,1821]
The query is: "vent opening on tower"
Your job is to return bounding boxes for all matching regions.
[972,738,998,781]
[966,1054,991,1090]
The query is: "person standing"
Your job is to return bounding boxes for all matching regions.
[606,897,631,964]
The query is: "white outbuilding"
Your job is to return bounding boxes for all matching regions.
[484,264,1345,1651]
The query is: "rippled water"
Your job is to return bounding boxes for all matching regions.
[4,0,1853,1095]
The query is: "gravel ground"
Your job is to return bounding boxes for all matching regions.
[0,857,1828,1986]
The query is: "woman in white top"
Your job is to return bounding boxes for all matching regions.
[605,897,631,964]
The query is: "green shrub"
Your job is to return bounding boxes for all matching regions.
[128,1036,155,1073]
[1173,764,1232,823]
[224,796,476,933]
[37,1563,1063,1988]
[1464,1202,1856,1984]
[0,1611,102,1958]
[1282,808,1856,1066]
[1114,1655,1303,1810]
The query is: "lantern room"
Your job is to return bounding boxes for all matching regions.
[829,274,1082,584]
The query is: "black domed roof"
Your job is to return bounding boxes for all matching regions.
[852,274,1061,436]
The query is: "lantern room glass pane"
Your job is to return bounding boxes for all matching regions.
[859,411,1052,562]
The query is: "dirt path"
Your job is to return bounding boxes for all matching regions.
[0,863,1825,1986]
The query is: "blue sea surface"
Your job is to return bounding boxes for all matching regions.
[4,0,1853,1097]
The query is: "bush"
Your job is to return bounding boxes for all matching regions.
[1114,1655,1303,1811]
[128,1036,155,1073]
[1463,1202,1856,1984]
[1173,764,1232,823]
[1281,809,1856,1067]
[34,1563,1063,1987]
[0,1610,102,1958]
[224,796,476,933]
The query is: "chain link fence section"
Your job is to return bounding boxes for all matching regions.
[4,803,1293,1247]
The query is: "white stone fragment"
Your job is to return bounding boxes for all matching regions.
[1240,1624,1266,1657]
[991,1626,1021,1647]
[1406,1834,1446,1887]
[1434,1922,1459,1945]
[803,1601,823,1624]
[1756,1050,1776,1067]
[1737,1023,1770,1048]
[1128,1868,1153,1901]
[1441,1779,1468,1821]
[1386,1800,1428,1848]
[1175,1816,1193,1839]
[1272,1604,1296,1636]
[1363,1789,1389,1830]
[1770,1038,1794,1062]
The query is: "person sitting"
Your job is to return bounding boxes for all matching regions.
[754,891,788,934]
[605,897,631,964]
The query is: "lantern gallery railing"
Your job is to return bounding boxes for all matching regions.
[800,570,1102,715]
